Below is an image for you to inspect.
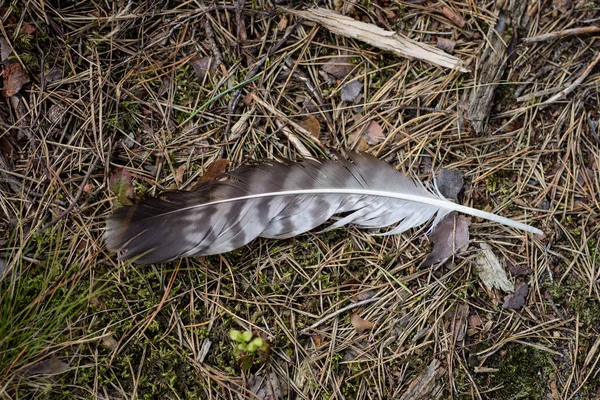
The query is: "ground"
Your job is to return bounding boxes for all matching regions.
[1,1,599,399]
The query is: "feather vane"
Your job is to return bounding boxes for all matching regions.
[105,152,542,264]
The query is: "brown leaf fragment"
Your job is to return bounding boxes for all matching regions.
[0,37,11,61]
[503,283,528,310]
[436,37,456,54]
[341,80,362,102]
[109,168,135,205]
[100,335,118,350]
[20,355,70,377]
[198,158,230,182]
[399,359,445,400]
[277,15,288,31]
[190,56,217,81]
[436,168,464,201]
[508,263,532,276]
[423,213,469,266]
[321,56,355,79]
[348,131,369,151]
[351,289,378,302]
[2,63,30,97]
[297,115,321,138]
[362,120,384,145]
[350,313,375,334]
[20,23,37,36]
[441,6,466,28]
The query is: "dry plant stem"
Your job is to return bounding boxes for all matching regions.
[301,297,381,333]
[283,7,469,72]
[522,26,600,44]
[540,51,600,106]
[222,18,304,150]
[42,156,99,230]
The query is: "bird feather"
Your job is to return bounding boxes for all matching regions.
[105,152,543,264]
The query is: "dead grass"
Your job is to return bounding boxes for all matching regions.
[1,1,599,399]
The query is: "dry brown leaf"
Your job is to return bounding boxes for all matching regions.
[2,63,30,97]
[350,313,375,334]
[198,158,230,183]
[341,80,362,102]
[20,23,37,36]
[436,37,456,54]
[20,355,70,377]
[322,56,355,79]
[423,213,469,266]
[277,15,288,31]
[348,131,369,151]
[362,120,384,145]
[297,115,321,138]
[503,283,529,310]
[190,56,217,81]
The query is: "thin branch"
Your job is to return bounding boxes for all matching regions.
[522,26,600,44]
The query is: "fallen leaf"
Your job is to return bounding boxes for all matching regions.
[436,168,464,202]
[508,263,532,276]
[83,183,94,193]
[475,243,514,292]
[341,80,362,102]
[362,120,384,145]
[20,23,37,36]
[441,6,466,28]
[348,131,369,151]
[0,37,11,61]
[503,283,528,310]
[199,158,230,182]
[423,213,469,266]
[45,67,64,83]
[436,37,456,54]
[351,289,378,302]
[297,115,321,138]
[20,355,70,377]
[312,334,324,347]
[277,15,288,31]
[190,56,217,81]
[100,335,118,350]
[2,63,30,97]
[109,168,135,205]
[468,314,483,328]
[321,56,354,79]
[350,313,375,334]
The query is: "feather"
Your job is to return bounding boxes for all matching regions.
[105,152,543,264]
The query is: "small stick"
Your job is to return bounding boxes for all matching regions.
[541,51,600,106]
[300,297,381,333]
[522,26,600,44]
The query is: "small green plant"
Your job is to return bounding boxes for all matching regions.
[229,329,268,370]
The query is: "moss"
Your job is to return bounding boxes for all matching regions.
[472,344,550,399]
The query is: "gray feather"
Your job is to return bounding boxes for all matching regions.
[105,152,543,264]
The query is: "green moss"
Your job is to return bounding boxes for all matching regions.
[473,345,550,399]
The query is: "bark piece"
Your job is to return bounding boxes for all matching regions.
[467,1,529,133]
[399,359,445,400]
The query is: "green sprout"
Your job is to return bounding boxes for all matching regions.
[229,329,268,370]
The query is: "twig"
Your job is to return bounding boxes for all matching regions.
[541,51,600,106]
[203,11,224,74]
[522,26,600,44]
[41,156,99,230]
[300,297,381,333]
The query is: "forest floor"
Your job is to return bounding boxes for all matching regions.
[1,1,599,399]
